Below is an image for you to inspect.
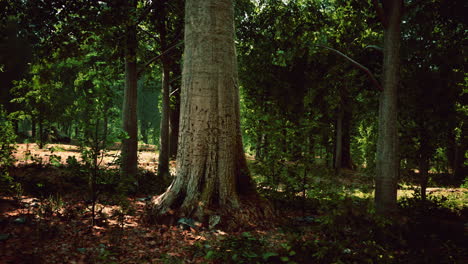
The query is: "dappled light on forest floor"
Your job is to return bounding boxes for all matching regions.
[1,145,467,263]
[12,143,161,173]
[0,193,296,263]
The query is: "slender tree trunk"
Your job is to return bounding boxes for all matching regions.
[453,122,467,181]
[140,119,149,144]
[31,118,36,140]
[169,87,180,159]
[340,84,353,169]
[375,0,402,215]
[334,109,344,171]
[38,118,44,149]
[156,3,172,182]
[419,153,430,201]
[341,106,353,169]
[152,0,271,226]
[103,110,108,146]
[121,0,138,181]
[157,60,171,181]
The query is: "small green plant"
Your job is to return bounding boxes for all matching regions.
[49,154,62,167]
[460,177,468,188]
[66,155,80,168]
[49,145,65,152]
[203,232,264,263]
[36,194,65,218]
[0,108,17,194]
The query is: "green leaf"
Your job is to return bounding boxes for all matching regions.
[0,234,10,241]
[205,250,215,259]
[13,217,26,224]
[263,252,278,260]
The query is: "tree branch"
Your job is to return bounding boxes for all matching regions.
[136,0,158,25]
[169,87,180,97]
[315,45,383,92]
[139,27,160,44]
[365,45,383,52]
[137,41,183,77]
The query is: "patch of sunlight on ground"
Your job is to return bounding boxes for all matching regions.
[345,186,467,210]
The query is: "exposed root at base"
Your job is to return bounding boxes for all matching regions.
[144,194,278,231]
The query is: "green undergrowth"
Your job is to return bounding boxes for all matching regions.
[228,161,468,264]
[193,191,466,264]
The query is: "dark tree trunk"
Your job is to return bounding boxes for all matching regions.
[341,106,353,169]
[157,60,171,181]
[103,110,108,145]
[140,119,149,144]
[38,119,44,149]
[121,0,139,180]
[334,109,344,171]
[156,2,172,181]
[31,118,36,140]
[419,155,430,201]
[169,86,180,159]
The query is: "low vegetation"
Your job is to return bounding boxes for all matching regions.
[1,144,466,263]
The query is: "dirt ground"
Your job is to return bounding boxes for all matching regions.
[1,144,291,263]
[1,144,466,263]
[12,143,166,173]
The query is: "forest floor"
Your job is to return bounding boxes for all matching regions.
[1,144,467,263]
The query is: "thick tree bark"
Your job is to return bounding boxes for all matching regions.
[375,0,402,215]
[152,0,270,227]
[121,0,138,181]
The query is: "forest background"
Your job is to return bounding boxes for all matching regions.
[0,0,466,263]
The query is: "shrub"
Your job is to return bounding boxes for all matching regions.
[0,108,17,193]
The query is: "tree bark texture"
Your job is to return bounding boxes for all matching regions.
[375,0,402,215]
[121,0,138,181]
[152,0,266,225]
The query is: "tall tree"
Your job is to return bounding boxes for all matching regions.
[373,0,403,214]
[121,0,139,181]
[152,0,270,226]
[156,0,173,182]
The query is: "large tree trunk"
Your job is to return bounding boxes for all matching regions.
[375,0,402,215]
[152,0,271,227]
[120,0,138,181]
